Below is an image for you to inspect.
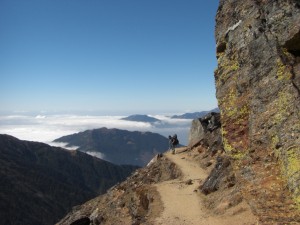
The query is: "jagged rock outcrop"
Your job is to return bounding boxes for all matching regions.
[188,112,223,154]
[201,155,233,195]
[215,0,300,223]
[188,113,240,212]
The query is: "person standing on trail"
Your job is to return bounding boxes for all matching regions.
[169,134,179,154]
[168,135,174,153]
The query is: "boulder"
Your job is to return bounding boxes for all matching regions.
[188,112,223,154]
[201,156,233,195]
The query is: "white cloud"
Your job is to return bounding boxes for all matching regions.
[50,142,79,150]
[0,114,192,146]
[35,115,46,119]
[86,151,106,160]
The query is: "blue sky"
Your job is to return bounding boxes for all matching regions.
[0,0,219,115]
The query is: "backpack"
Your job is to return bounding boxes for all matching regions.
[173,137,179,145]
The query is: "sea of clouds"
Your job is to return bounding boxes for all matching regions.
[0,113,193,148]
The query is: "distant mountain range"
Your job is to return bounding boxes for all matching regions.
[53,127,170,166]
[120,109,220,122]
[121,114,161,123]
[171,108,220,119]
[0,134,138,225]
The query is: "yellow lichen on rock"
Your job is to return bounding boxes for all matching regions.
[285,146,300,209]
[274,90,293,125]
[222,129,234,153]
[215,53,239,86]
[285,146,300,178]
[276,59,292,81]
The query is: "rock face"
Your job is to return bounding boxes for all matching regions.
[215,0,300,222]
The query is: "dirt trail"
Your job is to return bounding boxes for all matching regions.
[154,148,258,225]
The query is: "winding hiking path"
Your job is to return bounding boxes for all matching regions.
[154,148,258,225]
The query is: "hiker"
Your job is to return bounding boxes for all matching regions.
[169,134,179,154]
[168,135,174,152]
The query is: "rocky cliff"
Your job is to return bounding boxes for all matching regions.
[214,0,300,222]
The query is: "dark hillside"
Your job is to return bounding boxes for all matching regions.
[54,128,170,166]
[0,134,138,225]
[121,114,161,123]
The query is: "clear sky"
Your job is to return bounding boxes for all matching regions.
[0,0,219,115]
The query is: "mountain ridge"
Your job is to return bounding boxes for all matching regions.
[53,127,170,166]
[171,108,219,119]
[121,114,161,123]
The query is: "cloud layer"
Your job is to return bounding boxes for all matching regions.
[0,114,192,146]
